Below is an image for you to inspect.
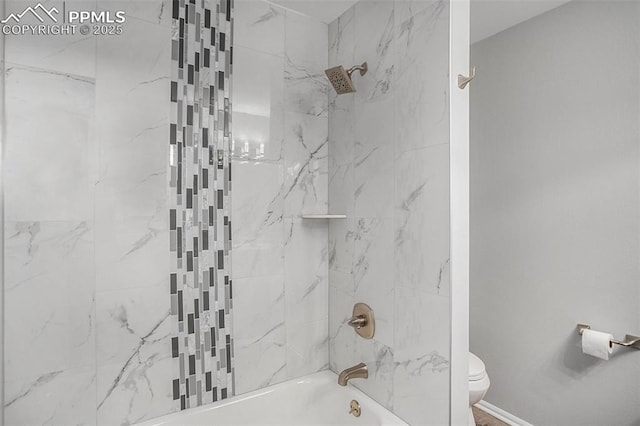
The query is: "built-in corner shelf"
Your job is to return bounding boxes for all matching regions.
[301,214,347,219]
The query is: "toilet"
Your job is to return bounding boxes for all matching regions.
[468,352,490,425]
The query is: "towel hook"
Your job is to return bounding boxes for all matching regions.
[458,66,476,90]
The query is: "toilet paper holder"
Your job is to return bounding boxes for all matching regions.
[577,324,640,350]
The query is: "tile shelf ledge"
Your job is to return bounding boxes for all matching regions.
[301,214,347,219]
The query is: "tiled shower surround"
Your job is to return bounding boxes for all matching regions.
[3,0,450,424]
[169,0,235,410]
[3,0,330,422]
[231,0,451,424]
[327,1,451,425]
[231,1,330,393]
[3,1,175,424]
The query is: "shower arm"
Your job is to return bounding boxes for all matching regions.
[346,62,368,78]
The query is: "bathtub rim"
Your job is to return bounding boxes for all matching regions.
[134,369,408,426]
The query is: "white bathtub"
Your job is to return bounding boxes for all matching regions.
[136,370,408,426]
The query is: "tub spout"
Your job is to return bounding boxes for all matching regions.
[338,362,368,386]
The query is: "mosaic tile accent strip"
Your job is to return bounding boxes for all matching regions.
[169,0,234,410]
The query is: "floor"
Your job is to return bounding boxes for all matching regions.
[472,406,510,426]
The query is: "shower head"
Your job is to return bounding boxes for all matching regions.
[325,62,368,95]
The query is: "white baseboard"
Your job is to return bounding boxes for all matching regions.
[474,401,534,426]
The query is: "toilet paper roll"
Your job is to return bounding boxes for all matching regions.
[581,329,614,360]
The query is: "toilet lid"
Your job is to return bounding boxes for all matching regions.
[469,352,486,381]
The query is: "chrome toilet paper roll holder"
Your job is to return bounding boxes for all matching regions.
[577,324,640,350]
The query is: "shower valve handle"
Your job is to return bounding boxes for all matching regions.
[347,315,367,329]
[347,303,375,339]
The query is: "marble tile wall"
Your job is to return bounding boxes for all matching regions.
[3,1,175,424]
[328,1,451,425]
[231,0,330,395]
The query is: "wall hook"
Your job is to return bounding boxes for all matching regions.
[458,66,476,90]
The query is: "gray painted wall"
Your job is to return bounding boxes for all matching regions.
[470,1,640,424]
